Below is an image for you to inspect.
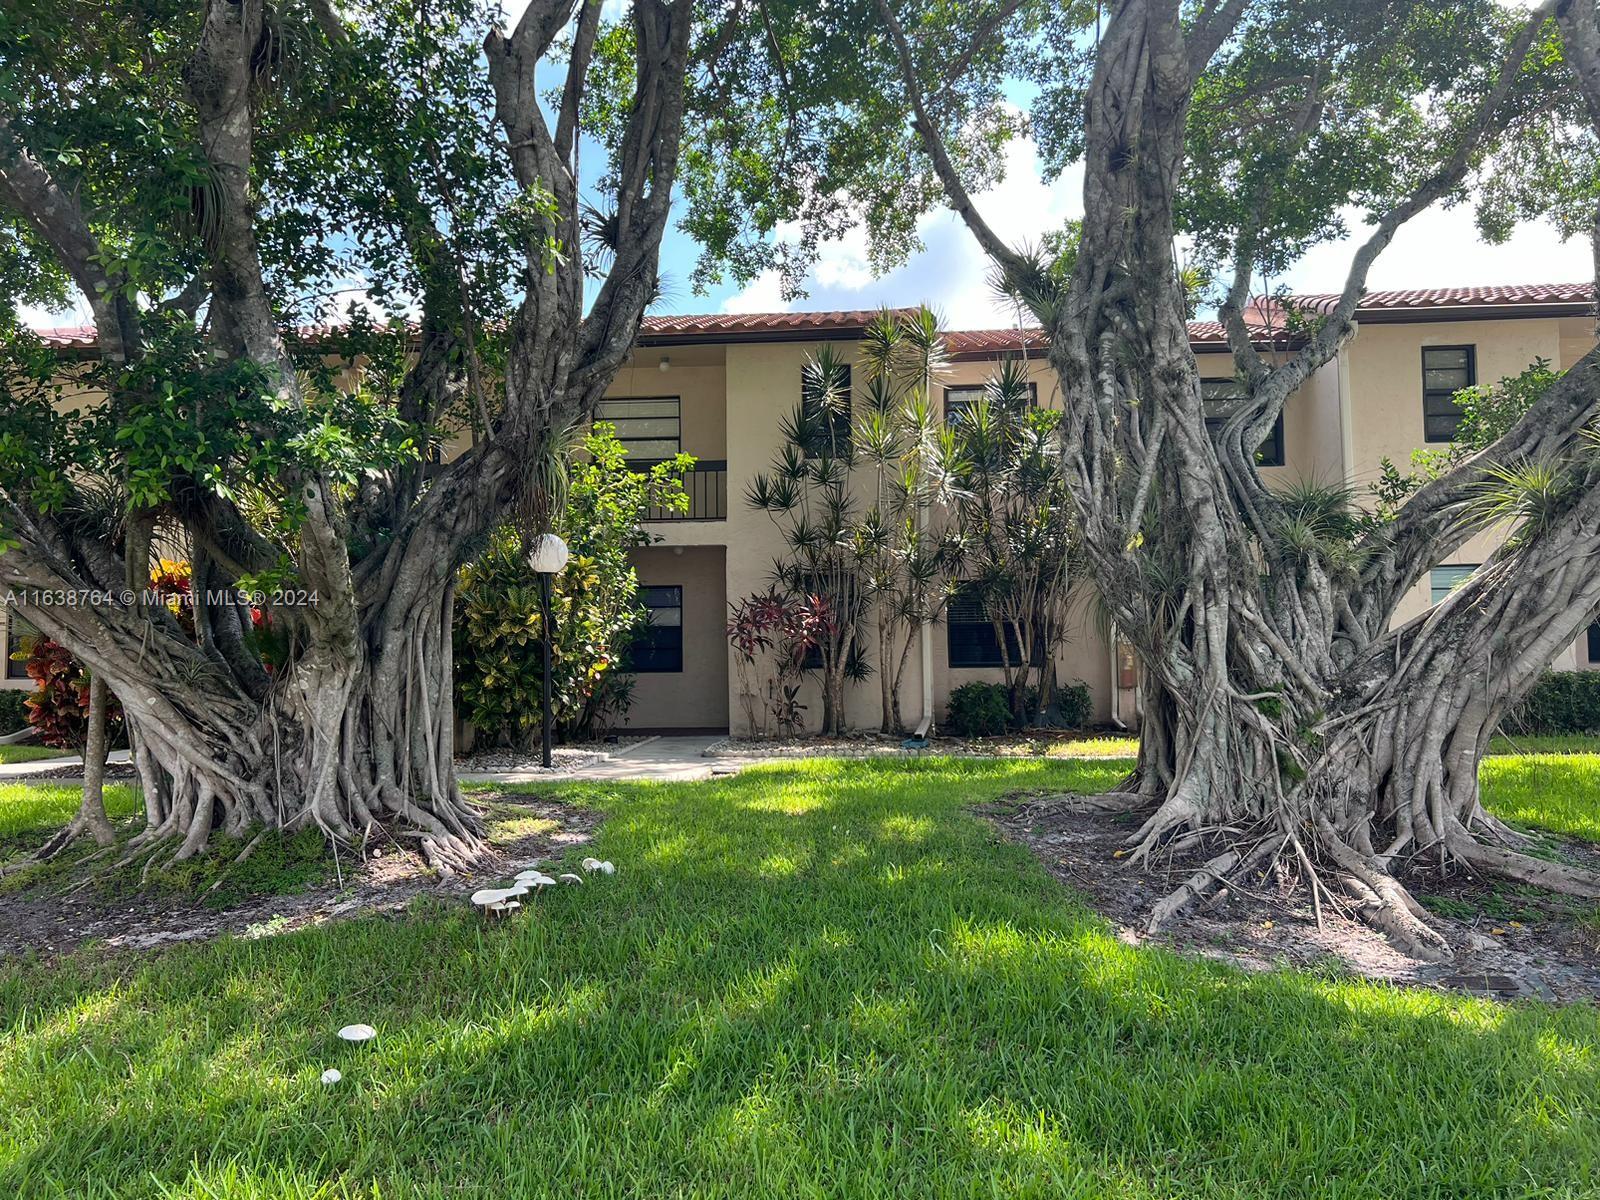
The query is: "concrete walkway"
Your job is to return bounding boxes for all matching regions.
[0,748,131,781]
[460,734,739,785]
[0,737,740,787]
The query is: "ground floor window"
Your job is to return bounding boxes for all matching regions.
[632,586,683,672]
[4,610,38,679]
[946,584,1032,668]
[1588,621,1600,664]
[1429,564,1478,605]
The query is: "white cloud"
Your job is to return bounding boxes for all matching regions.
[706,133,1081,326]
[1276,203,1589,296]
[720,269,791,314]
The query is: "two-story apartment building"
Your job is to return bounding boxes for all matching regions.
[607,283,1599,734]
[5,283,1596,738]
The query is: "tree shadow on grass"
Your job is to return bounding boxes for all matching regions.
[2,758,1597,1198]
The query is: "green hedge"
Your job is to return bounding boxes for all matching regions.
[0,689,29,735]
[1510,671,1600,734]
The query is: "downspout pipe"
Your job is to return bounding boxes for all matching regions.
[1107,623,1127,730]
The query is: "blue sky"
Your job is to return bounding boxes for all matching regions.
[653,128,1590,329]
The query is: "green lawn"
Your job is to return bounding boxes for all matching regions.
[1481,753,1600,842]
[0,743,66,766]
[0,781,140,852]
[2,758,1598,1198]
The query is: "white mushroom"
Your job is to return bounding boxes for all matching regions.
[514,870,543,883]
[337,1024,377,1043]
[558,873,583,885]
[487,899,522,913]
[598,861,616,876]
[321,1068,343,1085]
[471,887,516,907]
[581,857,603,872]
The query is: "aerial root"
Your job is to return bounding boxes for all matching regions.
[1145,836,1280,934]
[1316,816,1452,962]
[1021,790,1152,817]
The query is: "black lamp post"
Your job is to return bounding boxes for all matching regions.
[528,533,569,769]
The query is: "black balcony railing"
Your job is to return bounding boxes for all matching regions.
[639,460,727,521]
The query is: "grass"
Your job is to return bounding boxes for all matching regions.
[0,781,140,855]
[1480,753,1600,842]
[2,758,1599,1198]
[0,743,66,765]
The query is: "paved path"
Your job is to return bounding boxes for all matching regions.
[0,749,131,781]
[458,734,742,785]
[1,737,741,787]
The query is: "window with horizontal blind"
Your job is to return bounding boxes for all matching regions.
[1201,377,1284,467]
[1429,564,1478,604]
[4,611,38,679]
[631,586,683,673]
[943,381,1037,425]
[1422,346,1475,443]
[595,397,680,460]
[945,583,1040,668]
[800,363,851,456]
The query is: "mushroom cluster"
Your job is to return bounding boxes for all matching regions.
[469,858,616,917]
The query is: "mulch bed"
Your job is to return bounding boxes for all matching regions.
[982,791,1600,1004]
[0,790,599,963]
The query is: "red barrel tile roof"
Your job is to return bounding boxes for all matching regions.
[27,283,1593,352]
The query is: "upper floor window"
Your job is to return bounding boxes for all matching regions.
[596,396,680,461]
[1422,346,1476,443]
[1201,378,1284,467]
[4,610,38,680]
[943,382,1038,425]
[800,362,851,457]
[1429,564,1478,604]
[631,586,683,672]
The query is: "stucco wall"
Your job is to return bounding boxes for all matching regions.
[1336,317,1595,667]
[621,544,729,731]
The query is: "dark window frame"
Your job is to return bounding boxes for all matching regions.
[1422,345,1477,444]
[1201,378,1285,468]
[1588,621,1600,665]
[946,582,1042,669]
[595,395,682,460]
[800,363,852,457]
[631,585,683,673]
[943,381,1039,425]
[1429,564,1479,605]
[4,609,38,680]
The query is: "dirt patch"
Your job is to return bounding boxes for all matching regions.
[12,762,139,781]
[0,790,600,963]
[982,792,1600,1004]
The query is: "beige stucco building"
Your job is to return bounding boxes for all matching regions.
[6,283,1597,739]
[604,284,1600,734]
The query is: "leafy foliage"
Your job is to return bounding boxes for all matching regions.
[1510,671,1600,734]
[454,427,689,747]
[20,640,123,751]
[945,681,1012,737]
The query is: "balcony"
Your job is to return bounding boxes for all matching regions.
[641,460,727,522]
